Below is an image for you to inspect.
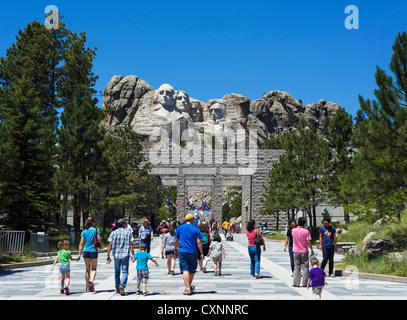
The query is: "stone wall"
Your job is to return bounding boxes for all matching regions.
[142,148,285,231]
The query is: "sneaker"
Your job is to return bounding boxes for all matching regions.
[60,289,64,294]
[88,281,95,293]
[143,291,147,296]
[214,271,219,276]
[119,285,125,296]
[255,274,260,279]
[171,269,175,275]
[64,286,70,295]
[218,271,222,275]
[136,290,140,295]
[202,266,206,273]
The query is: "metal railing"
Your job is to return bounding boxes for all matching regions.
[0,230,25,257]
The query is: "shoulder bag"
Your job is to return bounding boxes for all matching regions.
[253,229,264,247]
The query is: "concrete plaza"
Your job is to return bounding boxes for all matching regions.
[0,234,407,300]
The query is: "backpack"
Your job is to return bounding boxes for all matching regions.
[202,232,209,248]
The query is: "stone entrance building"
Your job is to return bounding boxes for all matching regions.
[145,148,285,232]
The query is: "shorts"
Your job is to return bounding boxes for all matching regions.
[179,252,198,273]
[212,257,223,263]
[83,251,98,259]
[137,269,150,284]
[59,264,70,274]
[312,286,324,295]
[165,250,175,256]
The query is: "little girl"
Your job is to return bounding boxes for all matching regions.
[51,240,79,295]
[207,233,226,276]
[307,257,327,300]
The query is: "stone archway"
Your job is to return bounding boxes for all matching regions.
[143,149,284,232]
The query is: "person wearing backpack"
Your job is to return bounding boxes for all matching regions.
[246,220,266,279]
[198,223,211,273]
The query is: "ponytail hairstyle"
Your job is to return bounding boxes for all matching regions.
[58,240,69,249]
[247,220,255,232]
[84,217,96,229]
[213,233,221,242]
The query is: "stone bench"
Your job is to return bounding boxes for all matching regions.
[317,241,355,254]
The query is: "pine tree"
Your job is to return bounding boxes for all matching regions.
[96,126,156,221]
[53,31,105,231]
[325,107,354,223]
[0,21,67,231]
[261,118,332,228]
[350,31,407,221]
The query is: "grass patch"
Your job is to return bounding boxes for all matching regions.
[337,212,407,251]
[335,211,407,277]
[266,230,286,241]
[341,251,407,277]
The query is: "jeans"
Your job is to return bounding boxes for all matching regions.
[248,245,261,275]
[288,246,294,273]
[141,239,151,253]
[114,256,129,290]
[321,245,335,275]
[293,252,309,286]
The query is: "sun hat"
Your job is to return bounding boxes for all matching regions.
[185,213,195,221]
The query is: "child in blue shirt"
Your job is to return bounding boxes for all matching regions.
[307,257,326,300]
[131,243,158,296]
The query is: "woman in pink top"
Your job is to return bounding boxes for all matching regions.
[246,220,266,279]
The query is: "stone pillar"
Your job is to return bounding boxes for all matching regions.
[176,168,186,221]
[211,167,223,225]
[241,175,252,232]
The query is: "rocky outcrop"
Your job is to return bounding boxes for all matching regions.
[101,75,341,146]
[365,239,395,256]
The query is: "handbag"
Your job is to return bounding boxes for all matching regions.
[93,228,101,249]
[253,230,264,247]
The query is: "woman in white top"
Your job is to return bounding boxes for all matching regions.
[161,226,176,275]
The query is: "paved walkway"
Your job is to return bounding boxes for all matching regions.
[1,234,407,300]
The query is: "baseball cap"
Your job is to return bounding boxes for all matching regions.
[185,213,195,221]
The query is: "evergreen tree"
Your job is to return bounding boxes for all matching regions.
[325,107,354,222]
[53,31,105,231]
[350,31,407,221]
[0,21,68,231]
[96,126,156,222]
[261,118,332,228]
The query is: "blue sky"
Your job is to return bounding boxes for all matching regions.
[1,0,406,117]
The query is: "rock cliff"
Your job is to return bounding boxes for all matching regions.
[101,75,340,146]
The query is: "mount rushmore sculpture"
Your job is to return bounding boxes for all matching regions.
[101,75,340,147]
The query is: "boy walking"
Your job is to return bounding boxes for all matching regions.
[319,217,337,277]
[132,243,159,296]
[307,257,326,300]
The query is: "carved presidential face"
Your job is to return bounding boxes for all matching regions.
[210,102,224,123]
[175,91,190,112]
[156,84,175,107]
[190,101,203,121]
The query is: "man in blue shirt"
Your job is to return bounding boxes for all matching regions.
[318,217,337,277]
[174,213,203,295]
